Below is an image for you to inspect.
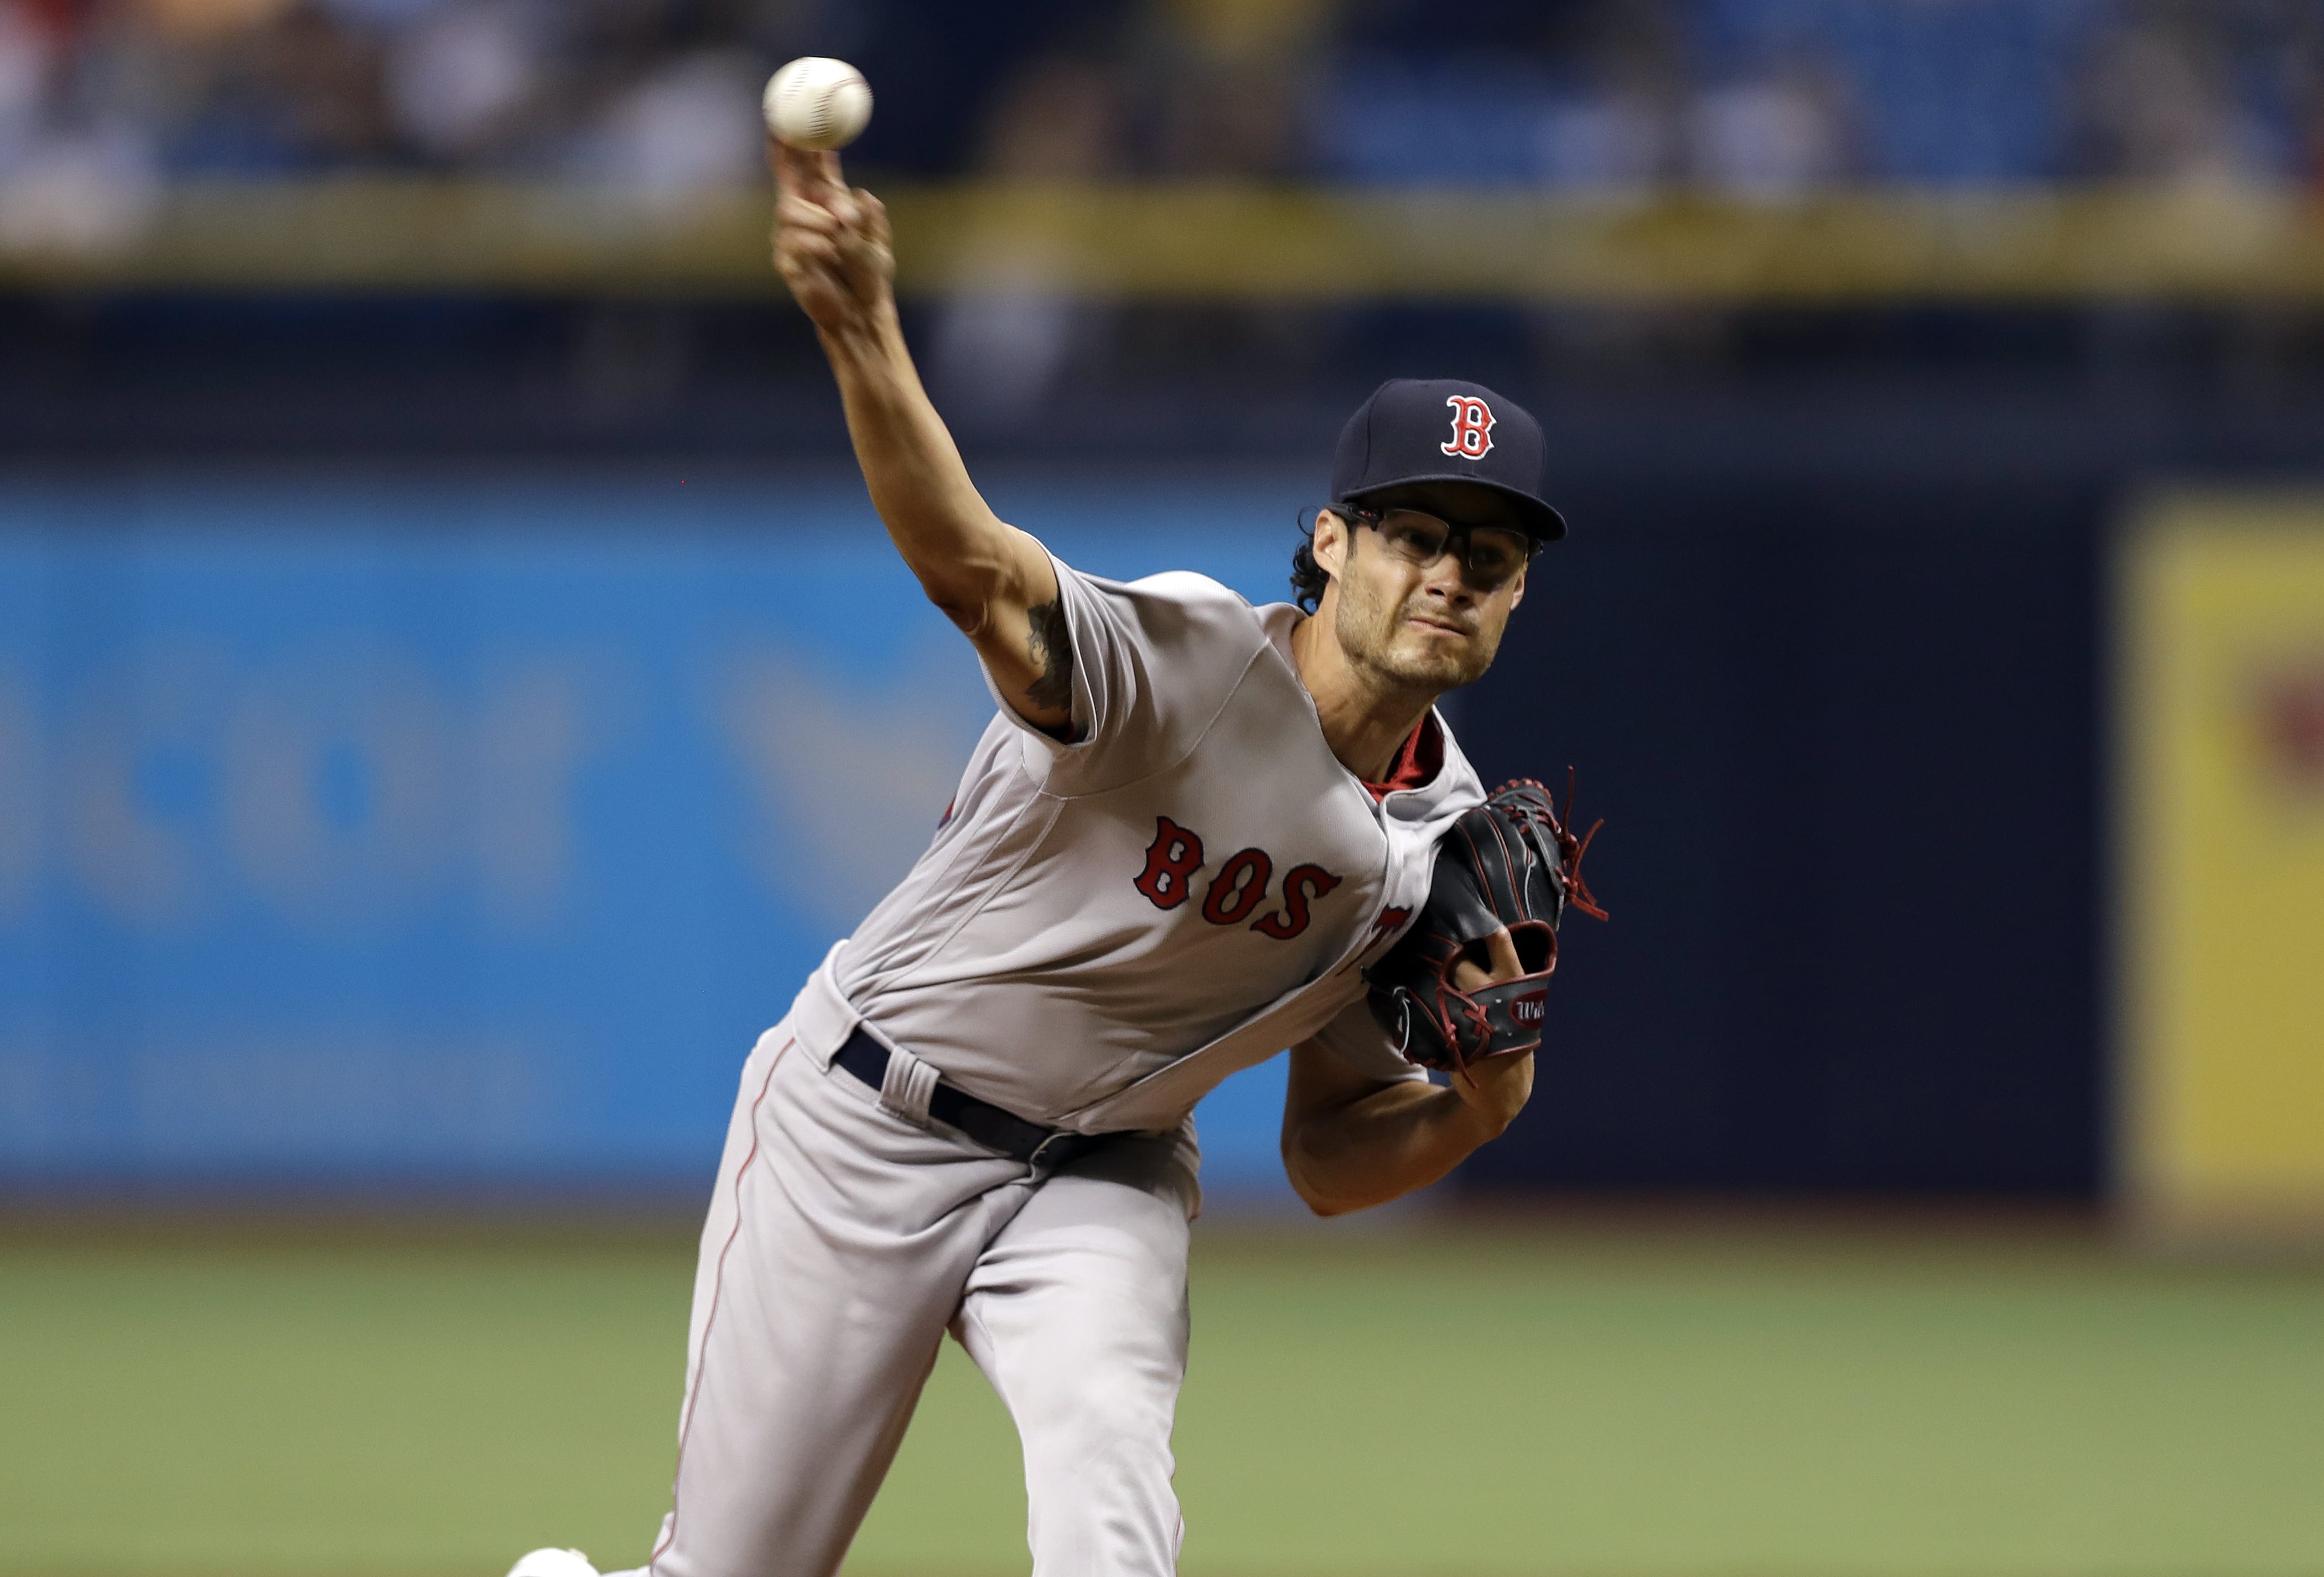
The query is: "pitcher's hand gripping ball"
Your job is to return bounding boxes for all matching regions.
[762,56,872,150]
[1367,777,1606,1076]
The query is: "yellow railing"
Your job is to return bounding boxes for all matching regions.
[5,179,2323,300]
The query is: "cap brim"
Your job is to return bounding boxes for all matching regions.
[1347,474,1568,543]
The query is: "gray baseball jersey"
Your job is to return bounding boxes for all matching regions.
[599,554,1493,1577]
[823,557,1487,1134]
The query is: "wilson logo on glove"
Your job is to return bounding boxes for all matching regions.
[1364,774,1604,1078]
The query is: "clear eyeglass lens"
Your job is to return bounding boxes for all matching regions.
[1377,512,1450,564]
[1375,511,1527,585]
[1465,531,1527,579]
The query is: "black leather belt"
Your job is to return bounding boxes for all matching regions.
[834,1026,1109,1169]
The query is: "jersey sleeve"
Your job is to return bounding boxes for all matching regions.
[1306,995,1430,1086]
[976,554,1269,791]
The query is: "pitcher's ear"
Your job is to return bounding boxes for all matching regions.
[1314,508,1350,576]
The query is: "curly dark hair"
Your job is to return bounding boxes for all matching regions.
[1290,503,1368,613]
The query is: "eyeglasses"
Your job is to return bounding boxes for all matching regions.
[1337,504,1536,591]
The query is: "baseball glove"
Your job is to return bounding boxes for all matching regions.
[1366,775,1605,1076]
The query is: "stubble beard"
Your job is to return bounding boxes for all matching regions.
[1333,576,1501,704]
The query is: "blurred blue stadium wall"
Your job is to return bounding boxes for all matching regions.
[0,466,2108,1204]
[0,471,1322,1201]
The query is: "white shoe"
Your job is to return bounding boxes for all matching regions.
[507,1550,599,1577]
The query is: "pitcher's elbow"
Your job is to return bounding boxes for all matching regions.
[1281,1147,1354,1217]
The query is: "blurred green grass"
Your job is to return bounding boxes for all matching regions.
[2,1216,2320,1577]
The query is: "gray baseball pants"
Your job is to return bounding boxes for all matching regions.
[626,1018,1198,1577]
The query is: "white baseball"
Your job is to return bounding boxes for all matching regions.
[762,57,872,152]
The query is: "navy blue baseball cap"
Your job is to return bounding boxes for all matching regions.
[1331,378,1566,542]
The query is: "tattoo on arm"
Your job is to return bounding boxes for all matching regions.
[1024,598,1074,716]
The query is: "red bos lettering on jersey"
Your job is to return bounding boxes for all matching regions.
[1132,816,1206,909]
[1252,864,1341,940]
[1134,817,1343,940]
[1200,847,1273,925]
[1440,395,1495,460]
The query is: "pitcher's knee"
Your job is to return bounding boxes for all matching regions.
[1021,1388,1181,1577]
[1020,1362,1177,1474]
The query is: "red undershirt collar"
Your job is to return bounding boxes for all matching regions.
[1361,712,1443,802]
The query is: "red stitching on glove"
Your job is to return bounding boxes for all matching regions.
[1552,767,1609,921]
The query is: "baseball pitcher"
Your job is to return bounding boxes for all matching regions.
[508,140,1594,1577]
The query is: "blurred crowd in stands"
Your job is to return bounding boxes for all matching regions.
[5,0,2323,185]
[3,0,2322,252]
